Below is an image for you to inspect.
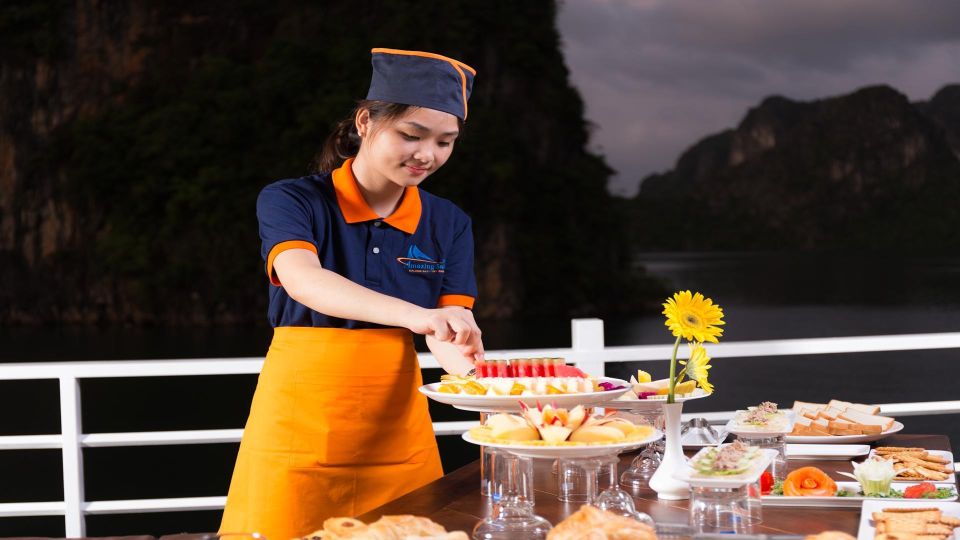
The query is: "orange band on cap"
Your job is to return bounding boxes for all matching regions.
[371,48,476,74]
[451,63,469,120]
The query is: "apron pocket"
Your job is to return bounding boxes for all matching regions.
[290,375,432,468]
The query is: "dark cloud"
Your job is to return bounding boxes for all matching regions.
[557,0,960,195]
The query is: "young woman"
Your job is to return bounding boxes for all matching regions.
[220,48,483,539]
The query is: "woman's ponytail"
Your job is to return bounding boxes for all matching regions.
[314,116,361,173]
[313,100,414,173]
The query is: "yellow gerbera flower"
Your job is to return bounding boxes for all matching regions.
[662,290,725,344]
[680,343,713,394]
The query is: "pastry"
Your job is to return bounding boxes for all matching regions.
[303,515,466,539]
[547,505,656,540]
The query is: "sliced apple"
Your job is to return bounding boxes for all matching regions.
[593,417,637,437]
[566,405,587,431]
[569,425,625,443]
[634,378,670,394]
[485,413,540,441]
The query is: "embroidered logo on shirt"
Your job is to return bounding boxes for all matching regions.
[397,245,446,273]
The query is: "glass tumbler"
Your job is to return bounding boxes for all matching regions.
[557,457,600,503]
[688,485,753,534]
[740,434,787,481]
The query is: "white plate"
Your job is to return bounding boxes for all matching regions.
[784,421,904,444]
[419,377,631,412]
[603,390,712,412]
[461,428,662,459]
[857,500,960,540]
[763,481,958,508]
[786,444,870,460]
[724,410,796,438]
[867,449,955,473]
[673,448,778,488]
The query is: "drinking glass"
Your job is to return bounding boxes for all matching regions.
[619,410,662,490]
[594,454,655,525]
[688,485,754,534]
[557,457,599,503]
[473,452,551,540]
[481,445,499,497]
[740,434,787,481]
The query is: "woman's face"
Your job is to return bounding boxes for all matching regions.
[356,106,460,188]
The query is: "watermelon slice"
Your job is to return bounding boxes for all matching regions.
[554,365,588,378]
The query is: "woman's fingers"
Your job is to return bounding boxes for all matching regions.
[447,316,472,346]
[421,308,485,361]
[430,314,453,342]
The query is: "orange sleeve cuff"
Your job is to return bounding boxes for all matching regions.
[438,294,475,309]
[266,240,318,286]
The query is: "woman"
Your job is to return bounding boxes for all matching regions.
[220,48,483,539]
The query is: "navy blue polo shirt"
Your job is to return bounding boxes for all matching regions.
[257,158,478,329]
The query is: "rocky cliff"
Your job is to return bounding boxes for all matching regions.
[633,85,960,251]
[0,0,653,324]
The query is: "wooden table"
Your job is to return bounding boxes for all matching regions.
[358,434,955,536]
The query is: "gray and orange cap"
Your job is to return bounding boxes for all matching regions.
[366,48,476,121]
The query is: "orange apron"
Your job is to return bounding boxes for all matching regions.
[220,327,443,539]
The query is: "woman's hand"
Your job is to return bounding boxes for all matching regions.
[409,306,484,361]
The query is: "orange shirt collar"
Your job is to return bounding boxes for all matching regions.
[332,158,422,234]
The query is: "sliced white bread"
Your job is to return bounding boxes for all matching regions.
[827,420,862,435]
[846,402,881,415]
[812,418,831,431]
[791,416,813,435]
[793,401,827,414]
[825,405,847,417]
[808,422,832,436]
[854,423,883,435]
[837,408,896,431]
[794,416,832,436]
[828,399,854,410]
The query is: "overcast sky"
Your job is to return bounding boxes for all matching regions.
[556,0,960,195]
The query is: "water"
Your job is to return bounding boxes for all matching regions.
[1,252,959,536]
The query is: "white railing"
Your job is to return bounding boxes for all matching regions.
[2,319,960,536]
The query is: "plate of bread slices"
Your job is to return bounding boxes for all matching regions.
[462,403,661,458]
[786,399,902,443]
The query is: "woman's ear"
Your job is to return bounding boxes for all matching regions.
[355,109,371,138]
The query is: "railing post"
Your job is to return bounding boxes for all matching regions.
[571,318,605,377]
[59,377,86,537]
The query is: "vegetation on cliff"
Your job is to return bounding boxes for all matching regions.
[1,1,660,324]
[632,85,960,252]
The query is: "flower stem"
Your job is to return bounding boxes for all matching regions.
[667,335,682,404]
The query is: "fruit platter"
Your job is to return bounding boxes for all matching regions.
[605,369,712,412]
[462,403,662,458]
[419,358,631,412]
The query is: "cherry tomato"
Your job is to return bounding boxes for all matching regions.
[904,482,936,498]
[760,470,775,495]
